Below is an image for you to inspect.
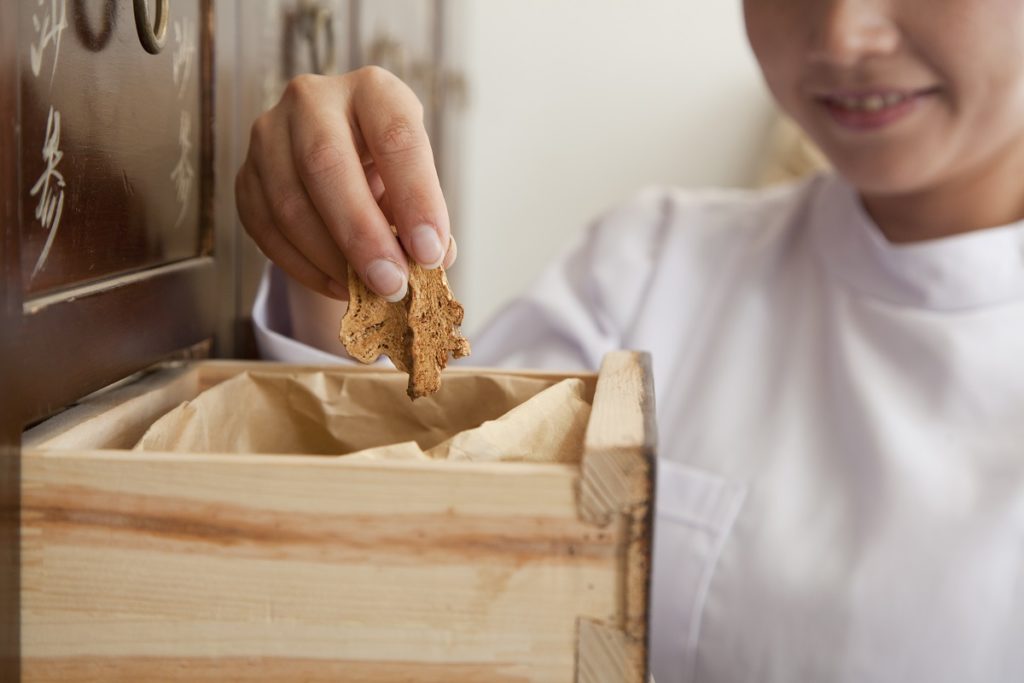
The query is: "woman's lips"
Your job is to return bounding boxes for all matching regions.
[815,89,936,131]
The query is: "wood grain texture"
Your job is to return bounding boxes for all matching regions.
[578,351,657,681]
[22,358,654,682]
[22,364,199,451]
[22,453,620,682]
[581,352,657,525]
[24,656,538,683]
[19,0,207,296]
[577,619,633,683]
[17,258,217,424]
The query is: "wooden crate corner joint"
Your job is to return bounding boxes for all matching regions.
[576,351,657,683]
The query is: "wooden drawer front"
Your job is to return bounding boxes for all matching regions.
[19,0,210,297]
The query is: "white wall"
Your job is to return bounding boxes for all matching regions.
[443,1,777,333]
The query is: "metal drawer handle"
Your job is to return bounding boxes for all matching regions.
[72,0,117,52]
[296,2,336,75]
[133,0,169,54]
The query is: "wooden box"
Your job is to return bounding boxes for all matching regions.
[21,351,655,682]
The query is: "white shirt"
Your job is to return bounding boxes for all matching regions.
[253,173,1024,683]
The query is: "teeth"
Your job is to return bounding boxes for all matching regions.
[863,95,885,112]
[831,93,907,112]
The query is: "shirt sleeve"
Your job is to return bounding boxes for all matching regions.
[252,262,354,365]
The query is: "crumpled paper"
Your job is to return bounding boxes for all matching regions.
[134,370,591,464]
[427,378,590,463]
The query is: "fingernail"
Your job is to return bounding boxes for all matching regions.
[327,280,347,299]
[443,235,458,269]
[366,259,408,302]
[411,224,444,269]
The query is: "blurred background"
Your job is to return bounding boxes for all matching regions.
[444,0,772,331]
[239,0,826,333]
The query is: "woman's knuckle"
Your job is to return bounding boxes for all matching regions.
[345,206,384,244]
[376,116,421,158]
[270,189,308,228]
[396,183,433,214]
[353,65,422,113]
[283,73,321,104]
[298,138,347,182]
[355,64,393,88]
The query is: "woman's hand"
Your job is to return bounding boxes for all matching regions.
[236,66,454,302]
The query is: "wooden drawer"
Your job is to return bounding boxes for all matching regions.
[21,352,655,682]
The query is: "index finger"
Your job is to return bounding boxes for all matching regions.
[352,67,452,269]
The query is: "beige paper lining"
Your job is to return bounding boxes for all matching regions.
[135,371,591,464]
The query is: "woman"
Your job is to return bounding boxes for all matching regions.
[236,2,1024,681]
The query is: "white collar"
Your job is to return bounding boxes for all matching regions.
[811,173,1024,311]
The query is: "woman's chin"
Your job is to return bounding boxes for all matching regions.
[828,156,938,197]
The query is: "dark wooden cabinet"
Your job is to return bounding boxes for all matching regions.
[7,0,217,426]
[19,0,210,298]
[1,2,455,677]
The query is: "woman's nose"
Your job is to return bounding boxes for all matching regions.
[808,0,900,66]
